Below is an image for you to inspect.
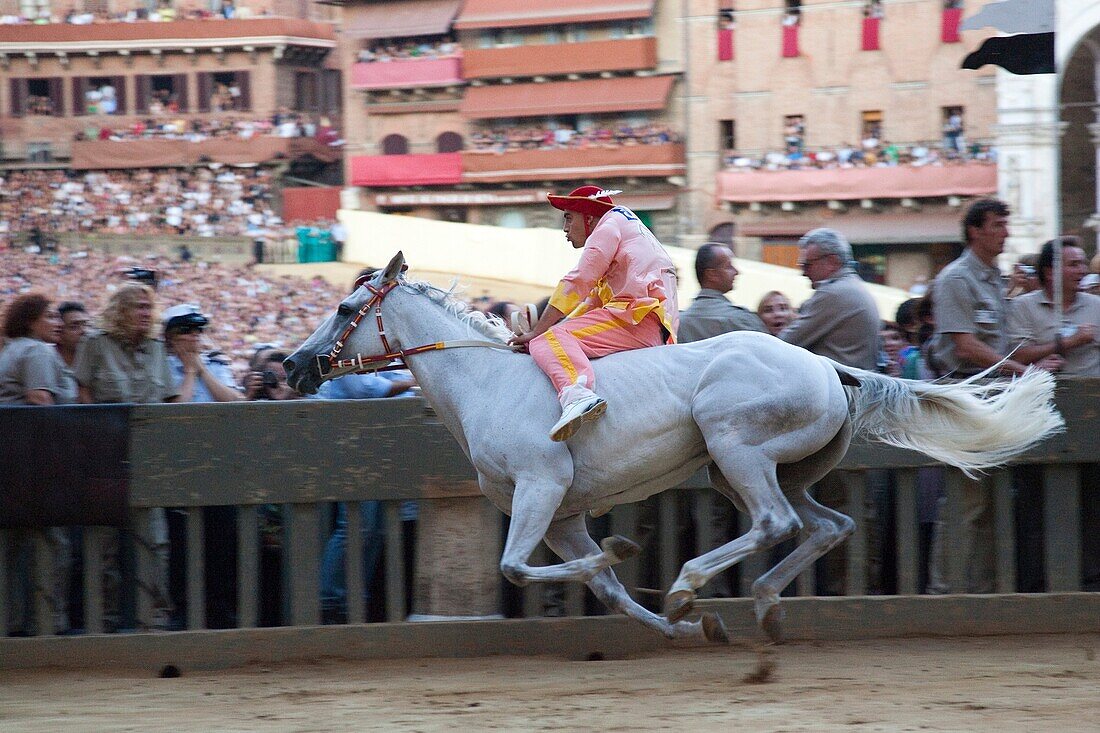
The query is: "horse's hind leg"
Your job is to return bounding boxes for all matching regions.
[498,478,639,586]
[543,515,728,644]
[665,447,801,624]
[752,420,855,641]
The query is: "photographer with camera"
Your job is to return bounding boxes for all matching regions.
[244,347,299,401]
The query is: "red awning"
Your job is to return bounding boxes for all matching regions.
[461,75,674,119]
[455,0,655,30]
[350,153,463,187]
[342,0,463,40]
[716,164,998,203]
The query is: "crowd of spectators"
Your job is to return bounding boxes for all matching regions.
[0,167,283,239]
[723,137,996,172]
[468,123,681,153]
[0,248,344,376]
[1,1,267,25]
[73,111,342,144]
[357,36,460,63]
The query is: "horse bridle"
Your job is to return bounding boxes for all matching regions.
[317,277,517,379]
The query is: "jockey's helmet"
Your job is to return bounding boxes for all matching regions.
[547,185,620,218]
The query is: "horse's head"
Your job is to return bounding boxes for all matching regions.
[284,251,406,394]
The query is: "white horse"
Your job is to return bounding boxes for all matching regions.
[285,252,1063,644]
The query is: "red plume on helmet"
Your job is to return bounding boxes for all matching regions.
[547,185,620,218]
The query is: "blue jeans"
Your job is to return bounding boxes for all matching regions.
[320,502,384,617]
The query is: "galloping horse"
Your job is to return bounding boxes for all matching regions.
[285,252,1063,644]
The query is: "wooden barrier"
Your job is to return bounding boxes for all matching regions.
[1,379,1098,663]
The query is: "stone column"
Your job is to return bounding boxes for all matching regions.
[409,481,503,620]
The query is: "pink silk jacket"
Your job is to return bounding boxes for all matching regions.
[548,206,680,343]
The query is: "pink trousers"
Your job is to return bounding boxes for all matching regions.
[529,308,664,396]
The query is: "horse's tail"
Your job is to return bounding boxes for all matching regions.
[831,361,1064,477]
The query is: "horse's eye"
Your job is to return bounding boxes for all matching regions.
[337,304,353,318]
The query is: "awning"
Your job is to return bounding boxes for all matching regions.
[461,75,675,119]
[342,0,462,40]
[716,164,997,203]
[350,153,463,187]
[455,0,655,30]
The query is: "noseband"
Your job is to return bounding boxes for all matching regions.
[317,278,517,379]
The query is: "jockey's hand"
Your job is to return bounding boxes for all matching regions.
[508,330,537,351]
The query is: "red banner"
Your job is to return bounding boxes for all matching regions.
[942,8,962,43]
[718,28,734,61]
[782,25,800,58]
[862,17,880,52]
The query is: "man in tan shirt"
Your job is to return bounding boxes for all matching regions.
[1007,238,1100,376]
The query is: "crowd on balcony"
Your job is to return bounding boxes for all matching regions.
[356,36,460,63]
[0,168,284,239]
[723,137,996,172]
[1,1,267,24]
[468,123,681,153]
[73,111,342,145]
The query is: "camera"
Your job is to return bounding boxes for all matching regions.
[261,370,280,390]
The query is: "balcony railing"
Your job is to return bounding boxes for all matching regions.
[351,56,463,90]
[460,143,684,183]
[462,36,657,80]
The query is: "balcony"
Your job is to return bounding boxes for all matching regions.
[70,137,341,170]
[350,152,463,187]
[351,56,463,90]
[460,143,684,184]
[462,37,657,80]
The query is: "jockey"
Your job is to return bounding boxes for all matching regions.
[511,185,680,442]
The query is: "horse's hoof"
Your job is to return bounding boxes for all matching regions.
[600,535,640,564]
[701,611,729,644]
[759,603,785,644]
[664,589,695,624]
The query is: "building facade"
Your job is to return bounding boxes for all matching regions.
[341,0,687,240]
[0,1,340,175]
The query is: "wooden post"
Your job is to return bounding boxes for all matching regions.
[0,530,7,637]
[845,472,868,596]
[345,502,365,624]
[383,500,406,622]
[83,527,104,634]
[286,503,321,626]
[1043,465,1082,592]
[894,469,920,595]
[411,493,501,619]
[993,471,1017,593]
[32,532,52,636]
[186,508,205,631]
[236,505,258,628]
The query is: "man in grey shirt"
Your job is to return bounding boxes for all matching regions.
[678,243,765,343]
[780,228,879,369]
[677,243,764,597]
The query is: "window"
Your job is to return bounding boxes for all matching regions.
[565,25,587,43]
[544,26,564,44]
[9,78,62,117]
[719,119,736,151]
[864,0,884,18]
[783,0,801,25]
[197,71,250,112]
[861,111,883,141]
[783,115,804,152]
[26,141,52,163]
[942,106,965,157]
[74,76,126,115]
[137,74,188,114]
[295,72,318,112]
[19,0,50,21]
[718,7,735,61]
[436,131,463,153]
[381,134,409,155]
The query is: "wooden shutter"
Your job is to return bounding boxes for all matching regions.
[135,75,150,113]
[197,72,212,112]
[174,73,189,112]
[113,75,127,115]
[72,77,88,115]
[48,77,64,116]
[9,78,27,117]
[235,71,251,111]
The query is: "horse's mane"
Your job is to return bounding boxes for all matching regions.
[400,279,512,344]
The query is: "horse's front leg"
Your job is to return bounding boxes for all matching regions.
[497,476,639,586]
[543,515,728,644]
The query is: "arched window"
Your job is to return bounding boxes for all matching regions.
[436,131,464,153]
[381,134,409,155]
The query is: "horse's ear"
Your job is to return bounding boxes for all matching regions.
[381,251,405,283]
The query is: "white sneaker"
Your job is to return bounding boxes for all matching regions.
[550,394,606,442]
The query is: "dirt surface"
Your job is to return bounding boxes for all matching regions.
[2,634,1098,732]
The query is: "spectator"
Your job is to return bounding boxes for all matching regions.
[879,321,906,377]
[780,228,880,370]
[676,243,764,597]
[927,198,1023,595]
[56,301,89,368]
[244,349,298,401]
[1006,237,1100,593]
[679,243,765,342]
[927,199,1028,378]
[756,290,794,337]
[73,282,178,630]
[780,228,881,595]
[0,293,75,405]
[1006,254,1041,299]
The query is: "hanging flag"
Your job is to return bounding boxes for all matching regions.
[959,0,1055,75]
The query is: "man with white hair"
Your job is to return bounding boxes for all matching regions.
[780,227,881,596]
[779,227,880,370]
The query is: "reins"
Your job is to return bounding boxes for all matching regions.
[317,279,519,378]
